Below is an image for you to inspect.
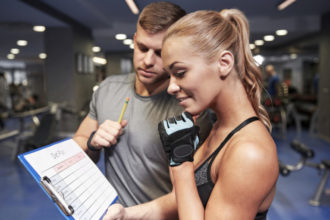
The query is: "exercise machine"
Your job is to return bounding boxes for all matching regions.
[279,140,330,206]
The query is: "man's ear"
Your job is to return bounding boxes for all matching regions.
[133,32,137,43]
[217,50,234,79]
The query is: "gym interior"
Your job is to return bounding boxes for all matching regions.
[1,1,330,219]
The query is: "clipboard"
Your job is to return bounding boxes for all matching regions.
[18,138,118,220]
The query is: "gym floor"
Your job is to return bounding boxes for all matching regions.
[1,123,329,219]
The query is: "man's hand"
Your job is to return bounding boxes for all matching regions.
[89,120,128,151]
[103,204,126,220]
[158,112,199,166]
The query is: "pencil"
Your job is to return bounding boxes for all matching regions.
[118,97,130,123]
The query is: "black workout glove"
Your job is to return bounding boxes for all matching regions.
[158,112,200,166]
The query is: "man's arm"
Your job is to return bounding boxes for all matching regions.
[73,116,100,162]
[103,191,178,220]
[73,115,128,163]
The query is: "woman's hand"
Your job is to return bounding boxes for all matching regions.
[103,204,126,220]
[158,112,199,166]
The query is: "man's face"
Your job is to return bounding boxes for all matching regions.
[265,65,274,76]
[133,25,169,88]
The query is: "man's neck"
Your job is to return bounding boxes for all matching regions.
[135,76,169,96]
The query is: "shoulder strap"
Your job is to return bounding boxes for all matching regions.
[207,116,259,167]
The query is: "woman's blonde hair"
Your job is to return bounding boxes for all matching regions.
[163,9,271,130]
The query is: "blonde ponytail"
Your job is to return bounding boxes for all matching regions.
[220,9,271,131]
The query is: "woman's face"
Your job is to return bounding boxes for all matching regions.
[162,37,222,116]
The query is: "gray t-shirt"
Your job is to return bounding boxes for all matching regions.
[89,73,211,206]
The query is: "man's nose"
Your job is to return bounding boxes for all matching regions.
[143,50,155,67]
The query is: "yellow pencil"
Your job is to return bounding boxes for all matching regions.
[118,97,130,123]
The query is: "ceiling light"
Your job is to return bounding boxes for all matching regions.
[125,0,139,15]
[276,29,288,36]
[17,40,28,46]
[7,54,15,60]
[290,53,297,59]
[115,34,127,40]
[93,57,107,65]
[39,53,47,59]
[254,40,264,46]
[264,35,275,41]
[33,25,46,32]
[249,44,256,50]
[253,55,265,66]
[278,0,296,11]
[93,85,99,92]
[92,46,101,53]
[22,79,28,86]
[123,39,133,45]
[10,48,20,54]
[130,44,134,49]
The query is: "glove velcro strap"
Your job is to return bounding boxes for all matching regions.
[170,144,194,166]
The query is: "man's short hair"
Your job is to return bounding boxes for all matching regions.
[138,1,186,34]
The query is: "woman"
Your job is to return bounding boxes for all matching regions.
[104,9,278,220]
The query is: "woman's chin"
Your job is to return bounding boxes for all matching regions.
[184,109,201,118]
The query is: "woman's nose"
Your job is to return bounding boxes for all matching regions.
[167,79,180,95]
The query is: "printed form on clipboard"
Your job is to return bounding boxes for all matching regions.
[18,139,118,220]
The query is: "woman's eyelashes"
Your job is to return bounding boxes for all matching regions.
[173,70,186,78]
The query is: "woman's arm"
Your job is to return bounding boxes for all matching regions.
[170,139,278,220]
[204,140,278,219]
[171,162,204,220]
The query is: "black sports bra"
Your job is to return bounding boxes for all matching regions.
[194,116,268,220]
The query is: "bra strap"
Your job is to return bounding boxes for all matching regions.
[206,116,259,180]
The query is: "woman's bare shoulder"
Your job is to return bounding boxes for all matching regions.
[218,125,279,185]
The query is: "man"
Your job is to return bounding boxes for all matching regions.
[0,72,11,113]
[265,64,281,97]
[73,2,212,207]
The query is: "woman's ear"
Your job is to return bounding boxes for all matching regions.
[217,50,234,79]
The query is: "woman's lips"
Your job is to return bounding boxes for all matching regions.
[177,96,188,105]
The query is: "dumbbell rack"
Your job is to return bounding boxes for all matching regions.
[309,160,330,206]
[279,140,330,206]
